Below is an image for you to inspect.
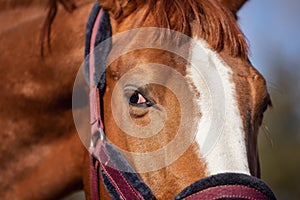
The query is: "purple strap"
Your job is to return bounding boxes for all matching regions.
[88,7,103,200]
[89,154,100,200]
[99,146,145,200]
[88,6,145,200]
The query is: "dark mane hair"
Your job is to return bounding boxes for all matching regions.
[0,0,78,56]
[146,0,248,59]
[40,0,77,57]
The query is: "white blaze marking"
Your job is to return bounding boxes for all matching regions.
[187,39,250,175]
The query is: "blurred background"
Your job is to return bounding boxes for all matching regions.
[239,0,300,199]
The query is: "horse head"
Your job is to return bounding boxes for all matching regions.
[82,0,275,199]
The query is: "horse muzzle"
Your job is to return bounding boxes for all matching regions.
[91,142,277,200]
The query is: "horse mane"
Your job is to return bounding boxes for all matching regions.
[39,0,248,59]
[145,0,248,59]
[0,1,77,57]
[40,0,77,57]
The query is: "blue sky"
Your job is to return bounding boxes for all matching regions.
[238,0,300,80]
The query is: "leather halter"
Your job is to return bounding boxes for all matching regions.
[86,3,154,199]
[85,2,277,200]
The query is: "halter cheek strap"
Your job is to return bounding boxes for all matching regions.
[85,3,155,200]
[86,4,104,200]
[85,2,276,200]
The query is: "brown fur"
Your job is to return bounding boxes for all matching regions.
[40,0,77,57]
[0,0,47,10]
[0,1,94,199]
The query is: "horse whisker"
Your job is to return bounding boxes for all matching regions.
[261,122,274,147]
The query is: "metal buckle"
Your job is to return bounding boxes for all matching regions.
[99,127,105,142]
[90,126,105,148]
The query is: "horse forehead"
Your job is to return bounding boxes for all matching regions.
[108,48,187,79]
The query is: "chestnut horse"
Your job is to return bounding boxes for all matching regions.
[0,0,274,199]
[0,0,94,199]
[82,0,275,200]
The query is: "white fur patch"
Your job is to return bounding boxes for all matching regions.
[186,39,250,175]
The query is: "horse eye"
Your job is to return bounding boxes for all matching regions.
[129,91,153,107]
[129,92,146,104]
